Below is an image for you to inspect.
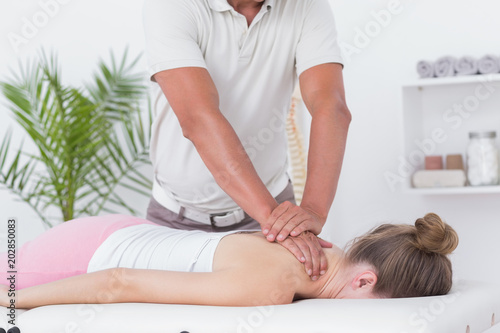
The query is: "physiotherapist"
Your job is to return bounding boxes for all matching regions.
[143,0,351,280]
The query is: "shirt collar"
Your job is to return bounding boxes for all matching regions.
[208,0,274,13]
[265,0,275,9]
[207,0,232,12]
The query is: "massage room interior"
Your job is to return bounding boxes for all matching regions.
[0,0,499,332]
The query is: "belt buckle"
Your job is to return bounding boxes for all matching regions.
[209,215,219,227]
[210,210,244,228]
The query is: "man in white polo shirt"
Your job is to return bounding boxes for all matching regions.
[143,0,351,279]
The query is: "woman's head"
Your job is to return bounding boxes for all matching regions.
[344,213,459,298]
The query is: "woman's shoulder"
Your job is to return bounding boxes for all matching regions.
[213,232,306,302]
[214,232,296,268]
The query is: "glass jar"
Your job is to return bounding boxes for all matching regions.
[466,131,499,186]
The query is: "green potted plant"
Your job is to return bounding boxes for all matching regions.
[0,49,152,227]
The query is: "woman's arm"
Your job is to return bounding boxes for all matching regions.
[11,268,119,309]
[9,266,296,309]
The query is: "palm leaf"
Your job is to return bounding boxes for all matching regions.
[0,129,53,227]
[78,104,153,217]
[0,48,152,225]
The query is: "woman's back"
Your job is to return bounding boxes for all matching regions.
[214,232,302,271]
[87,224,245,273]
[213,231,345,302]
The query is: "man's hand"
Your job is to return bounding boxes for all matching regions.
[262,201,324,242]
[262,201,333,279]
[278,232,332,280]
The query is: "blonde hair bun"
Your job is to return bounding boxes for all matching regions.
[414,213,459,255]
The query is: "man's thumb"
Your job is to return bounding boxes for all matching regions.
[318,237,333,248]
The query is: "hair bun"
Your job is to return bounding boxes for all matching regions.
[414,213,458,255]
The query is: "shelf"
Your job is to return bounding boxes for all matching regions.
[403,73,500,88]
[400,73,500,196]
[406,186,500,195]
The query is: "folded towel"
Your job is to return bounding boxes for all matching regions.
[412,170,466,188]
[454,56,479,76]
[478,54,500,74]
[416,60,435,78]
[434,56,457,77]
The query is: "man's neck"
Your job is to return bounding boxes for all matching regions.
[227,0,265,27]
[227,0,264,12]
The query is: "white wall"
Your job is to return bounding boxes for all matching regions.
[0,0,499,283]
[325,0,500,283]
[0,0,150,244]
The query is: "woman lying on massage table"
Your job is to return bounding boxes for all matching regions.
[0,212,458,308]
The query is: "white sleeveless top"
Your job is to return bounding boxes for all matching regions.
[87,224,243,273]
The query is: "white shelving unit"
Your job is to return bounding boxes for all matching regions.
[401,74,500,195]
[408,186,500,195]
[403,73,500,88]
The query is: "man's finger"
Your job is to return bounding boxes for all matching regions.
[279,238,306,263]
[262,201,292,235]
[319,246,328,275]
[267,206,299,242]
[294,237,313,276]
[318,237,333,248]
[290,222,310,237]
[276,214,307,241]
[307,235,322,280]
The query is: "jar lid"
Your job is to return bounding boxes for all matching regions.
[469,131,497,139]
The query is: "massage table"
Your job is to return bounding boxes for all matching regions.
[1,280,499,333]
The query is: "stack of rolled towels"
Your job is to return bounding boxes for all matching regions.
[417,55,500,78]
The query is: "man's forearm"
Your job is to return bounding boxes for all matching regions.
[184,110,278,224]
[154,68,277,224]
[300,105,351,224]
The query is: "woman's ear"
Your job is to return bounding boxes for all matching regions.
[351,270,377,292]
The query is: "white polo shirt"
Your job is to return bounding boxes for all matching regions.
[143,0,343,214]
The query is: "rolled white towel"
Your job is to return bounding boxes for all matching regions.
[416,60,435,78]
[455,56,479,76]
[478,54,500,74]
[434,56,457,77]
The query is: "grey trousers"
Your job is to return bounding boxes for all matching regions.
[146,181,296,232]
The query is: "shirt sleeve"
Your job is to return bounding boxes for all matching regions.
[295,0,344,77]
[143,0,207,82]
